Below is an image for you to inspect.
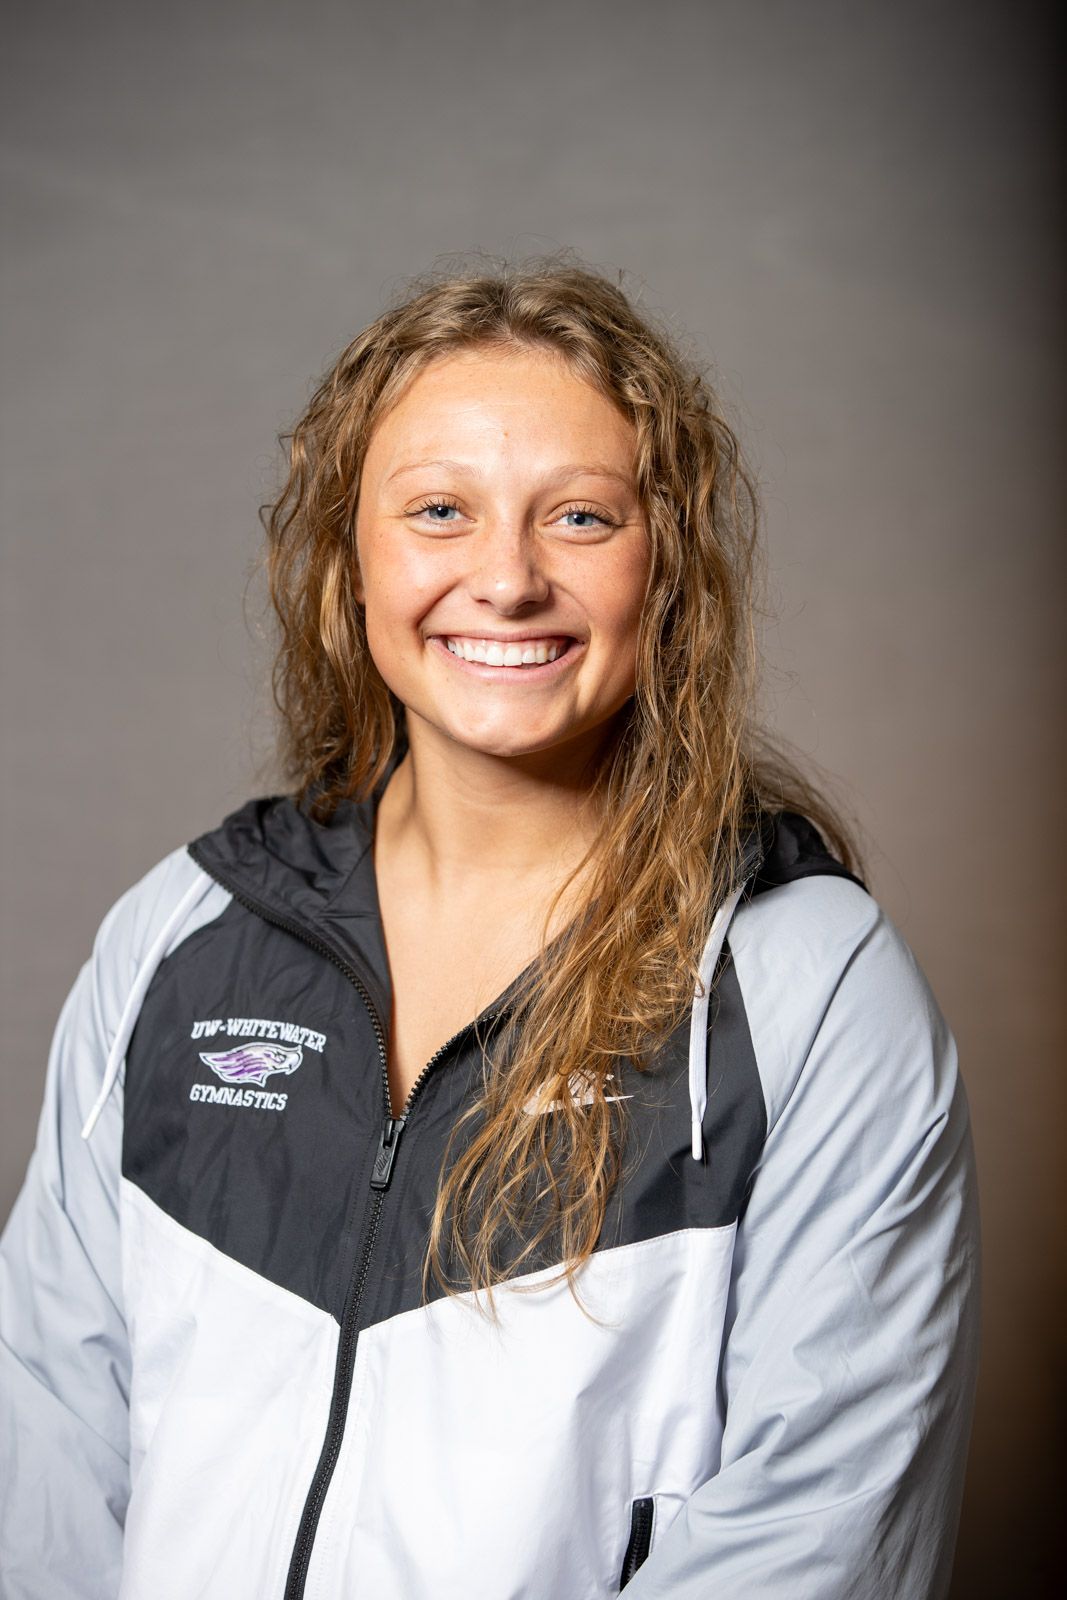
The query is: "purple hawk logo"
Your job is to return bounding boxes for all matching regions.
[199,1041,304,1088]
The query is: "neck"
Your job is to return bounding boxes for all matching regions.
[377,720,610,894]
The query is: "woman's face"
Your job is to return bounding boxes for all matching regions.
[354,344,650,766]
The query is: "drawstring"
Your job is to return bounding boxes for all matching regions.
[80,869,218,1141]
[688,882,748,1161]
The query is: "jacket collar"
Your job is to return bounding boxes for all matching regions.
[187,770,859,1032]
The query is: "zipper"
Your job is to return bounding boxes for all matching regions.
[187,844,498,1600]
[282,1017,488,1600]
[619,1496,655,1587]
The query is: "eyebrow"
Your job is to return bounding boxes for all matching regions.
[385,459,636,489]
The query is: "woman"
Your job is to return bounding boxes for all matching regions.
[0,261,979,1599]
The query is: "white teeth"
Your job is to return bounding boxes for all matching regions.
[442,637,569,667]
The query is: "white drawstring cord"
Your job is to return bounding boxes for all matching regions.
[688,883,747,1161]
[80,869,218,1141]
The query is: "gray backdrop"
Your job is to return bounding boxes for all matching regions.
[2,2,1062,1594]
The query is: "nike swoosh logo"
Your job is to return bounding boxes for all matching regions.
[522,1071,634,1116]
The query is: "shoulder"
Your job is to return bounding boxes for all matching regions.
[729,869,954,1137]
[42,846,231,1140]
[88,845,231,1009]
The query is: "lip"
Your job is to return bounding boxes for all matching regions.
[427,634,584,680]
[431,629,575,644]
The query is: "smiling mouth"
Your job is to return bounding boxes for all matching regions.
[435,635,576,669]
[428,630,579,675]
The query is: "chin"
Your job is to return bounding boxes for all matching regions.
[441,716,569,760]
[450,731,560,759]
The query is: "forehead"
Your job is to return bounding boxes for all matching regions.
[363,345,638,477]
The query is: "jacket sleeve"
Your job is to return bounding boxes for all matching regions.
[0,848,214,1600]
[626,878,981,1600]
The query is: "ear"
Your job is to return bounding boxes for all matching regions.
[353,561,365,606]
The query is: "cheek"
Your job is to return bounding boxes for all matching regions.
[358,539,448,695]
[359,530,449,625]
[593,547,650,651]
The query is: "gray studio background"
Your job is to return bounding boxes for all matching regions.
[1,1,1062,1594]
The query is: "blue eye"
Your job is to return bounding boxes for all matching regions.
[420,502,459,520]
[560,506,613,530]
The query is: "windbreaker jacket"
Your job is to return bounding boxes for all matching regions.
[0,793,980,1600]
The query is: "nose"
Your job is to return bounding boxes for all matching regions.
[467,519,550,613]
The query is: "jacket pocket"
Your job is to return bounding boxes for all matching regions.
[619,1496,656,1589]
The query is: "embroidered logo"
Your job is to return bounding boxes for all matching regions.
[190,1016,327,1052]
[187,1016,326,1113]
[522,1069,634,1117]
[199,1042,304,1088]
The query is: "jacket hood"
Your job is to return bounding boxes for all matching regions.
[187,784,860,928]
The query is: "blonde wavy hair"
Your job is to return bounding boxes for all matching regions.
[265,254,858,1306]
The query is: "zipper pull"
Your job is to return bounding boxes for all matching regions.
[370,1116,407,1190]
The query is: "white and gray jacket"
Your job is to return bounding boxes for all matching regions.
[0,791,980,1599]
